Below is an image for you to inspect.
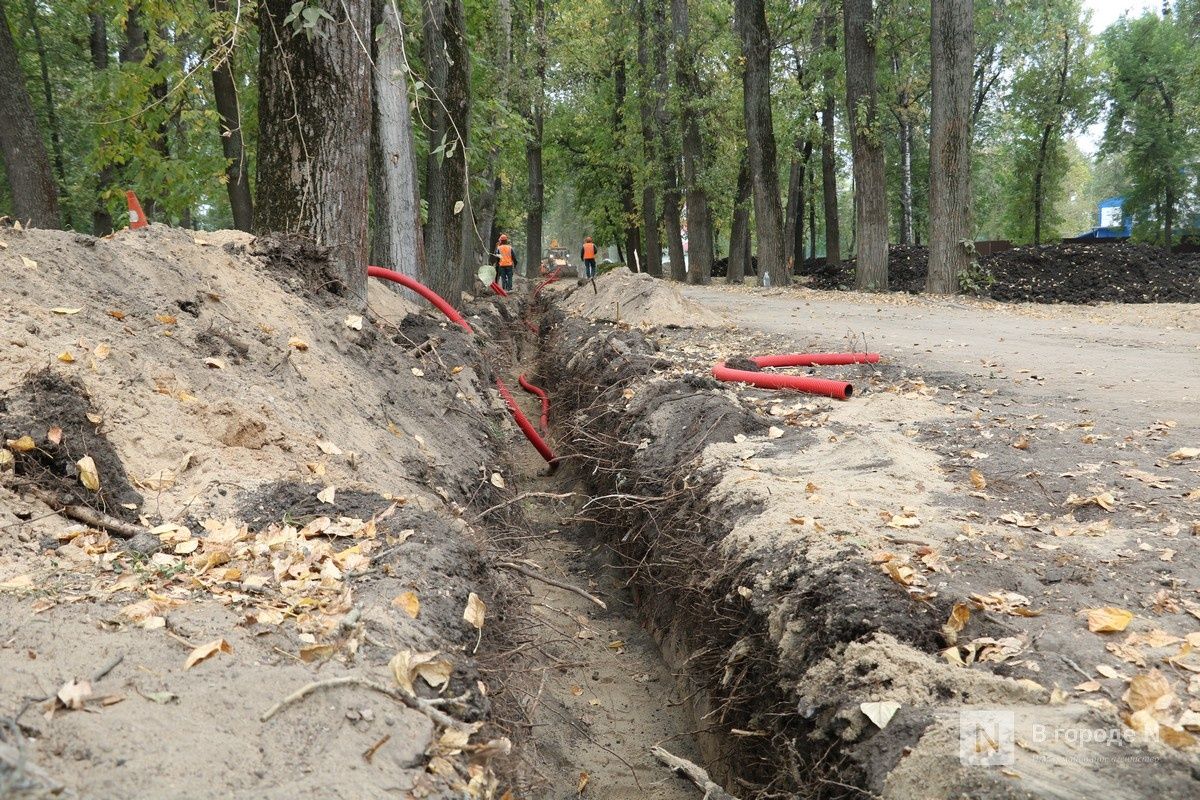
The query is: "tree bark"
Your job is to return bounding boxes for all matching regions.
[24,0,67,211]
[784,153,800,270]
[210,0,253,231]
[927,0,973,294]
[796,140,812,267]
[256,0,372,305]
[0,0,59,228]
[819,8,840,265]
[463,0,510,273]
[612,53,642,266]
[1031,29,1070,246]
[892,54,914,246]
[735,0,785,287]
[843,0,888,290]
[419,0,471,297]
[652,0,685,281]
[90,10,115,235]
[524,0,545,278]
[636,0,661,276]
[371,0,425,284]
[672,0,713,285]
[727,152,751,284]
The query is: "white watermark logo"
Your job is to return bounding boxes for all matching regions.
[959,709,1015,767]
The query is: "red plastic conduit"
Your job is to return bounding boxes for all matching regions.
[496,378,558,468]
[533,266,563,298]
[367,265,474,334]
[712,352,879,401]
[517,374,550,433]
[490,281,508,297]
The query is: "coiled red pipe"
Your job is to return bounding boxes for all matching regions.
[496,378,558,468]
[490,281,508,297]
[518,374,550,433]
[712,352,879,401]
[367,265,473,333]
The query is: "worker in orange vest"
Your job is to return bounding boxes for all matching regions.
[493,234,518,291]
[580,236,598,279]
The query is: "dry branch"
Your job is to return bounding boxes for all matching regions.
[24,486,145,539]
[651,746,740,800]
[259,674,471,731]
[497,560,607,610]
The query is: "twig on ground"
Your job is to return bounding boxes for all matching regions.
[471,491,576,522]
[23,486,145,539]
[0,741,64,794]
[497,561,607,610]
[259,675,471,731]
[651,746,740,800]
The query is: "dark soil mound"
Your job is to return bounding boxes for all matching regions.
[805,242,1200,304]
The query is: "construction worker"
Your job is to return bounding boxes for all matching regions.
[580,236,598,279]
[494,234,518,291]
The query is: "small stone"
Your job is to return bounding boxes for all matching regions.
[125,531,161,556]
[25,321,39,335]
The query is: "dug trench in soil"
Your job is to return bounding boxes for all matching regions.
[475,298,713,799]
[527,273,1200,799]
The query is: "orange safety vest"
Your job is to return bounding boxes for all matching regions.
[498,244,514,267]
[582,242,596,260]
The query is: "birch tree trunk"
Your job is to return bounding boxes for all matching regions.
[371,0,425,284]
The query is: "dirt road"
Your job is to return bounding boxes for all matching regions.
[681,285,1200,432]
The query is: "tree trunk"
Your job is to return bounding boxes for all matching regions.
[843,0,887,290]
[612,54,642,266]
[735,0,785,287]
[524,0,545,278]
[652,0,685,281]
[672,0,713,285]
[783,154,800,269]
[25,0,67,213]
[927,0,973,294]
[892,53,915,246]
[796,140,812,267]
[0,0,59,228]
[1032,29,1071,247]
[808,166,817,262]
[119,6,168,221]
[467,0,511,273]
[727,152,751,284]
[256,0,372,304]
[419,0,471,298]
[90,10,115,235]
[636,0,661,276]
[820,94,840,265]
[210,0,253,231]
[371,0,425,284]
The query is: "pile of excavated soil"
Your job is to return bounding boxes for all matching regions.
[556,267,726,328]
[538,309,1200,798]
[804,242,1200,303]
[0,224,520,798]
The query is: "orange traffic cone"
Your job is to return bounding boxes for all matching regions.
[126,191,148,229]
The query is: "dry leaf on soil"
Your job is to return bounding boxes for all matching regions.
[463,592,486,630]
[56,678,93,710]
[389,650,452,696]
[860,701,901,730]
[1087,606,1134,634]
[76,455,100,491]
[184,638,233,669]
[392,591,420,619]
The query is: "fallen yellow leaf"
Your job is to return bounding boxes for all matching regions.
[463,592,486,630]
[7,435,36,452]
[76,455,100,492]
[184,638,232,669]
[392,591,420,619]
[51,307,82,315]
[1087,606,1134,633]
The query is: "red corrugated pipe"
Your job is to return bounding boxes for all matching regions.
[367,265,473,333]
[712,352,879,401]
[496,378,558,468]
[490,281,508,297]
[533,266,563,298]
[518,374,550,433]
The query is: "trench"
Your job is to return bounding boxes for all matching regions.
[491,315,707,799]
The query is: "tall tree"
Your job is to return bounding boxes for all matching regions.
[727,151,751,284]
[1102,10,1193,247]
[90,9,115,235]
[636,0,661,275]
[525,0,546,278]
[371,0,425,281]
[467,0,512,272]
[819,8,840,266]
[652,0,685,281]
[844,0,888,290]
[0,0,59,227]
[256,0,372,303]
[24,0,67,210]
[735,0,785,286]
[420,0,471,295]
[672,0,713,284]
[928,0,973,294]
[210,0,253,232]
[612,40,642,267]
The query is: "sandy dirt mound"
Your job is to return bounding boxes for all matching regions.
[0,224,517,798]
[557,267,725,328]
